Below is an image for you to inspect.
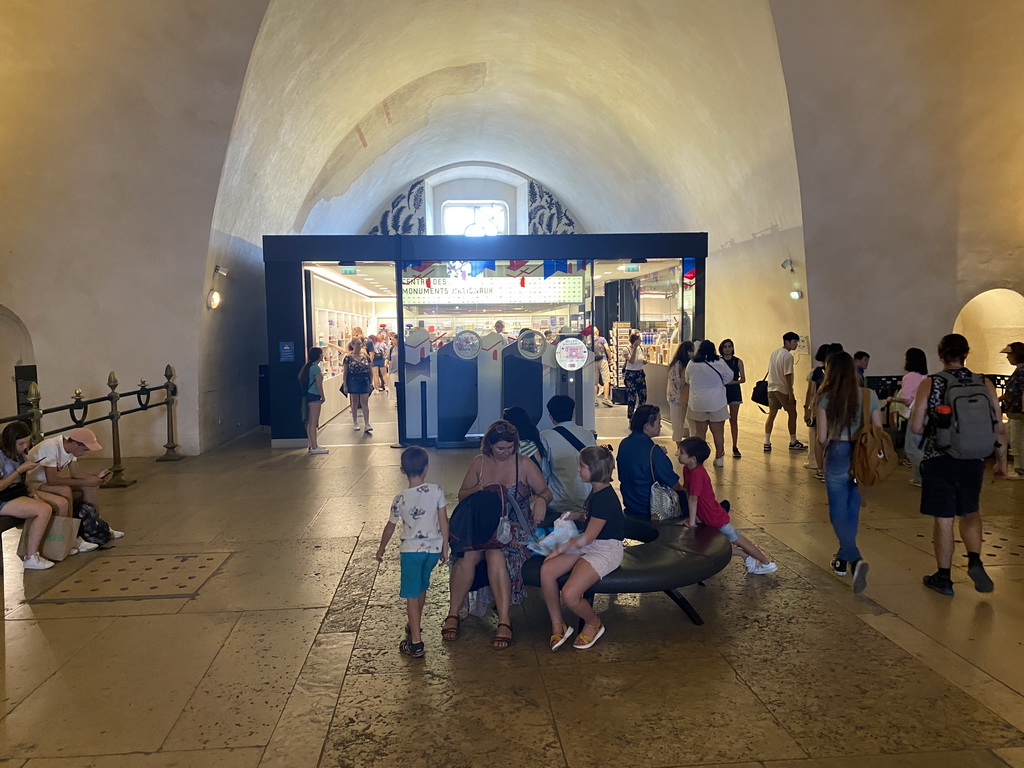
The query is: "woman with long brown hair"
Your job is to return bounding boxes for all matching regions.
[816,351,882,593]
[667,341,694,446]
[444,420,552,649]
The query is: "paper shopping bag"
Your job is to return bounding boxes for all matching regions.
[17,515,82,562]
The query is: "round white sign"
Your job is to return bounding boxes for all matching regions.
[517,330,545,360]
[452,330,482,360]
[555,337,589,371]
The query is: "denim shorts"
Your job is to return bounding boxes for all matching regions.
[718,522,739,543]
[306,393,323,403]
[399,552,441,598]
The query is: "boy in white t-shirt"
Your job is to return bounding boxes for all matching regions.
[375,447,449,658]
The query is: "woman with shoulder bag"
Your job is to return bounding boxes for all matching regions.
[0,421,56,570]
[443,420,553,650]
[685,340,732,467]
[816,351,882,593]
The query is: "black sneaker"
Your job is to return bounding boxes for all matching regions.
[851,559,869,594]
[732,447,742,458]
[923,573,954,596]
[763,444,772,452]
[831,557,848,577]
[399,639,425,658]
[967,562,994,593]
[789,440,808,451]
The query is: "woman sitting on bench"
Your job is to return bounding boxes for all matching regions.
[1,421,57,570]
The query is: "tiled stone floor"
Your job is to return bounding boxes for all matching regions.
[3,397,1024,767]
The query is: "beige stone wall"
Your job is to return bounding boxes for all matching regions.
[0,0,267,455]
[772,0,1024,374]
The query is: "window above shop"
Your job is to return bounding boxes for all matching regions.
[441,201,508,236]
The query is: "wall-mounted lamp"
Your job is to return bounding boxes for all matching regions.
[789,290,804,300]
[208,264,228,309]
[780,259,794,272]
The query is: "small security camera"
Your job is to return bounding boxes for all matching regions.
[214,265,229,277]
[780,259,794,272]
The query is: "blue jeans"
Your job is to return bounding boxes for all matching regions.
[824,440,862,562]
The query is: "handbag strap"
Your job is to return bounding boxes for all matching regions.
[649,445,657,484]
[705,360,726,385]
[861,388,871,430]
[553,426,587,453]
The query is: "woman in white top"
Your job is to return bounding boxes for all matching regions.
[623,332,648,422]
[684,340,732,467]
[666,341,695,446]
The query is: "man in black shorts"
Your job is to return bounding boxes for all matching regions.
[909,334,1008,596]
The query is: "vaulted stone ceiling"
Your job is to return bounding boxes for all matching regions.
[212,0,803,242]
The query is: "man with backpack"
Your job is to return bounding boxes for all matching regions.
[539,395,596,516]
[910,334,1008,596]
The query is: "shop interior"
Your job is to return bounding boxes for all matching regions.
[300,256,699,446]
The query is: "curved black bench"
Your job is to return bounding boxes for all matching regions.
[522,516,732,625]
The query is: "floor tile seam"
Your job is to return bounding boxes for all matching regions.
[714,652,811,762]
[526,637,571,768]
[0,613,119,725]
[259,638,348,767]
[156,611,245,754]
[316,543,369,636]
[858,612,1024,722]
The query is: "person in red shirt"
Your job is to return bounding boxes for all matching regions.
[678,437,777,575]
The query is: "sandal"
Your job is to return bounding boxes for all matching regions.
[441,615,460,641]
[573,621,605,650]
[549,623,574,651]
[492,622,513,650]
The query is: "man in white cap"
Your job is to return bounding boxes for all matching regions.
[27,427,123,550]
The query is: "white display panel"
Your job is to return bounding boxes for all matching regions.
[402,276,583,305]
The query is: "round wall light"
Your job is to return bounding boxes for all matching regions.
[207,289,222,309]
[789,290,804,300]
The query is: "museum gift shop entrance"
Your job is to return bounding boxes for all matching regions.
[263,234,706,448]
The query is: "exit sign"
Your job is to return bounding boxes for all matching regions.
[342,267,358,275]
[624,264,641,272]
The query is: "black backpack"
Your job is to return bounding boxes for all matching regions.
[74,501,112,546]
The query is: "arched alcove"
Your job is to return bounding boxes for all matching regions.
[0,305,35,415]
[952,289,1024,374]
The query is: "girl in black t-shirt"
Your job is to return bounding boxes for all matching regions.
[540,446,625,652]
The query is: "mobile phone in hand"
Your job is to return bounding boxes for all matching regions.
[97,469,111,479]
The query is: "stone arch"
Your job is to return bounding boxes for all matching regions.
[952,289,1024,374]
[0,305,35,415]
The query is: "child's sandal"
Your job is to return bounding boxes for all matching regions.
[491,622,513,650]
[573,621,605,650]
[549,623,574,651]
[440,615,460,641]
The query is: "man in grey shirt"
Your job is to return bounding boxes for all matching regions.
[539,395,597,515]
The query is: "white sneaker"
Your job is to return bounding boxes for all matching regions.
[750,561,778,575]
[353,424,361,431]
[713,457,724,468]
[73,537,99,554]
[110,530,125,539]
[23,553,55,570]
[308,448,329,455]
[744,555,758,573]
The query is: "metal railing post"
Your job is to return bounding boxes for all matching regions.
[104,371,136,488]
[27,381,43,445]
[157,364,184,462]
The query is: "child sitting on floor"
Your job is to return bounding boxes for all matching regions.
[677,437,778,575]
[375,446,449,658]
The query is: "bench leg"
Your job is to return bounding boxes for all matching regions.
[664,588,704,626]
